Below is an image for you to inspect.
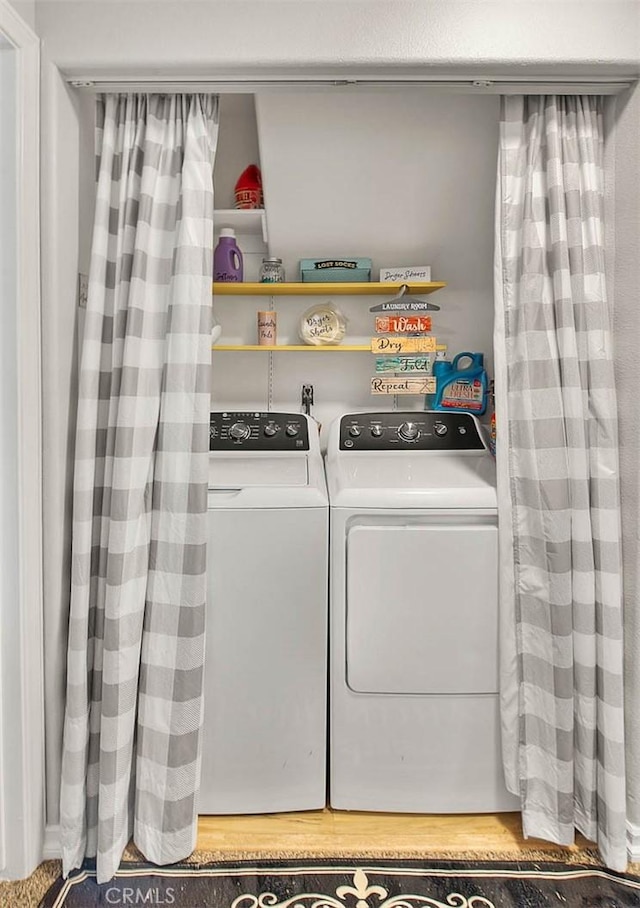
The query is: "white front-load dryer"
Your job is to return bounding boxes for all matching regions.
[326,411,518,813]
[200,411,328,814]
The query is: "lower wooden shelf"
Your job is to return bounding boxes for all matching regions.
[212,344,370,352]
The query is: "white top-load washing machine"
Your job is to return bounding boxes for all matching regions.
[199,411,328,814]
[326,411,518,813]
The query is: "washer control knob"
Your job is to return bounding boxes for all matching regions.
[349,426,361,437]
[434,423,448,437]
[229,421,251,441]
[285,424,299,437]
[371,425,383,437]
[398,421,420,442]
[264,424,277,437]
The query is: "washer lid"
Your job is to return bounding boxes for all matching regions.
[209,454,308,489]
[208,412,327,508]
[327,452,497,509]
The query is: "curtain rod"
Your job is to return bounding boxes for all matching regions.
[67,78,634,96]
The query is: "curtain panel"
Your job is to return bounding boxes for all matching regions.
[60,93,218,884]
[494,95,626,870]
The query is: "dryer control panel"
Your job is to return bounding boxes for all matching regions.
[210,412,310,451]
[339,412,486,451]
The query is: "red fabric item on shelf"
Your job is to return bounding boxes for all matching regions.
[234,164,263,209]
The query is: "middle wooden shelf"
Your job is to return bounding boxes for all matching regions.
[212,281,447,297]
[212,344,370,352]
[211,280,447,352]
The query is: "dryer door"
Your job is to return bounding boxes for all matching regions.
[346,516,498,694]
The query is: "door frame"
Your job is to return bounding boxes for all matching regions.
[0,0,44,881]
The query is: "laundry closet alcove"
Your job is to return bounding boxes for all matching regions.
[37,67,640,878]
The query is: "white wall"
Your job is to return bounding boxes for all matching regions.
[34,0,640,78]
[609,82,640,846]
[40,60,85,829]
[78,90,96,270]
[0,39,19,876]
[7,0,33,30]
[211,91,498,434]
[0,0,44,877]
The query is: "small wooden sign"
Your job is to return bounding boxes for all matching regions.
[371,336,438,354]
[371,376,437,395]
[379,265,431,282]
[375,315,432,334]
[374,356,432,374]
[370,300,440,313]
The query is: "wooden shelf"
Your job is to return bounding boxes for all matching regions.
[212,344,370,352]
[212,281,446,296]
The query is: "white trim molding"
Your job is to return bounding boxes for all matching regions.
[0,0,44,883]
[43,825,61,861]
[628,822,640,863]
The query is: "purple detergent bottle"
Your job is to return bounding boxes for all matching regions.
[213,228,243,282]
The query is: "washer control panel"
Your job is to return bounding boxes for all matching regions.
[339,412,486,451]
[210,412,309,451]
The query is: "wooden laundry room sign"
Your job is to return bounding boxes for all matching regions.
[374,315,432,334]
[371,376,437,395]
[374,356,432,373]
[371,336,438,354]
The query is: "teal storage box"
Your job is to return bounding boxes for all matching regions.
[299,257,372,282]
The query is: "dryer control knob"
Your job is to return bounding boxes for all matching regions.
[398,421,420,442]
[264,425,277,437]
[229,421,251,441]
[349,426,361,437]
[285,424,299,437]
[371,425,383,437]
[434,423,448,437]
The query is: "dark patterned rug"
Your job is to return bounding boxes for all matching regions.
[40,858,640,908]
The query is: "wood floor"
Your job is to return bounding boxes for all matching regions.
[197,809,593,858]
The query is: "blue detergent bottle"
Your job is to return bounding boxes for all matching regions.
[425,354,450,409]
[432,352,489,416]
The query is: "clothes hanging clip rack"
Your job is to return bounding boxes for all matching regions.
[369,283,441,313]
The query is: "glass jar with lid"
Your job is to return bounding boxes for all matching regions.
[259,257,286,283]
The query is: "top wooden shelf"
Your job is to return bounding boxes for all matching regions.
[212,281,447,296]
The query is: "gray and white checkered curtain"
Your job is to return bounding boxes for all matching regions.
[494,95,626,870]
[60,93,218,883]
